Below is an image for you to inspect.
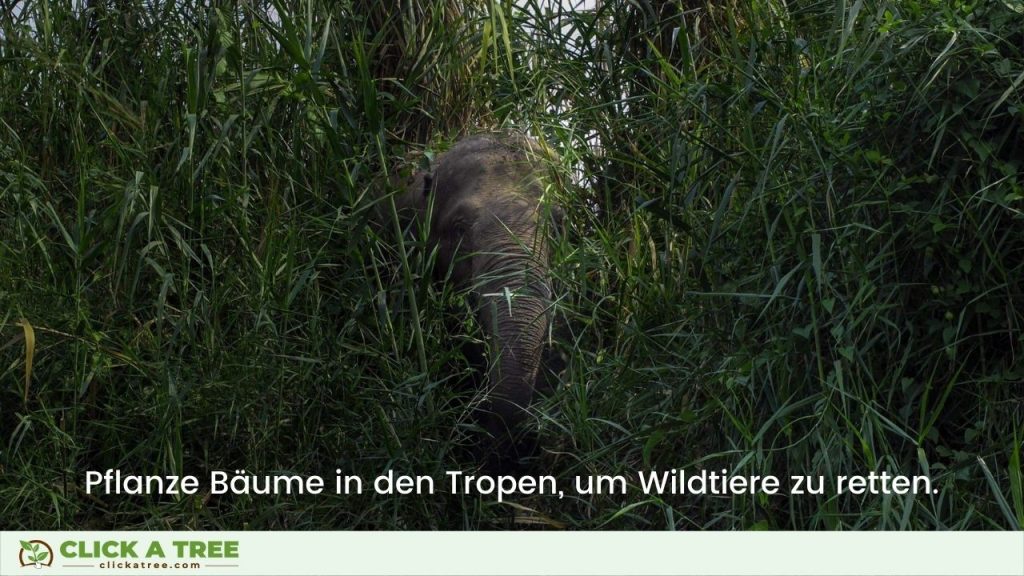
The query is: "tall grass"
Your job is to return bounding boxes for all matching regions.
[1,0,1021,529]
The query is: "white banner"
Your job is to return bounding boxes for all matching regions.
[2,531,1022,576]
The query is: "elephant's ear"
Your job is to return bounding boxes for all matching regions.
[550,204,565,228]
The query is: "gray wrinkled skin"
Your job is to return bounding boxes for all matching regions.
[395,133,558,466]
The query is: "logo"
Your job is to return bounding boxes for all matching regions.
[19,540,54,569]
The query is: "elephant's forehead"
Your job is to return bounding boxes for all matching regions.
[437,154,543,197]
[439,194,539,226]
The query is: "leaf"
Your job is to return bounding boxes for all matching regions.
[642,428,665,468]
[20,541,33,552]
[18,318,34,404]
[811,233,823,290]
[978,456,1020,530]
[36,551,49,562]
[986,68,1024,123]
[1011,427,1023,527]
[748,520,772,530]
[838,0,863,58]
[502,286,514,315]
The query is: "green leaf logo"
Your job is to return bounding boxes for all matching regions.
[18,539,54,568]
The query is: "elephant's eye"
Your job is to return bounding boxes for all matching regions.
[422,173,433,197]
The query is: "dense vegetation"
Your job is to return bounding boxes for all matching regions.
[2,0,1022,529]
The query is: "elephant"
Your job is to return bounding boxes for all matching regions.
[392,133,560,468]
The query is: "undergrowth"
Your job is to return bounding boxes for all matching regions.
[1,0,1022,529]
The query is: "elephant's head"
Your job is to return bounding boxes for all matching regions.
[396,133,558,465]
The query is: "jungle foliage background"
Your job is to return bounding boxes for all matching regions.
[2,0,1022,530]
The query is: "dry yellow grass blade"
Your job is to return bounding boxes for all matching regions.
[18,318,35,404]
[501,501,568,529]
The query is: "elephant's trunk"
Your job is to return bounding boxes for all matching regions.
[473,231,551,461]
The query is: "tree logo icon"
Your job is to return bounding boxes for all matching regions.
[18,540,54,569]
